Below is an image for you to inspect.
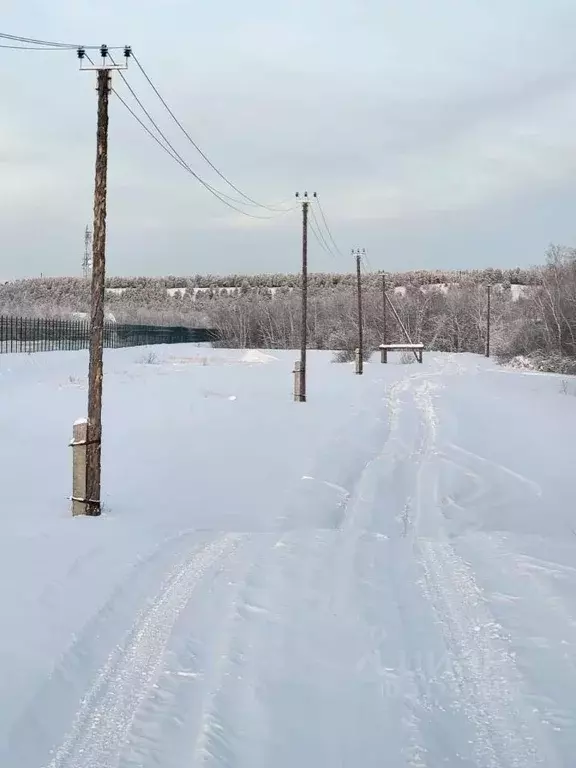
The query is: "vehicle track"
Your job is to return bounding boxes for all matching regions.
[45,535,242,768]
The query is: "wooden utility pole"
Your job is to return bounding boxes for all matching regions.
[381,272,387,345]
[486,283,492,357]
[78,45,131,515]
[353,248,365,375]
[85,67,110,516]
[294,191,316,401]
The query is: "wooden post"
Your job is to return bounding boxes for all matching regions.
[382,273,387,345]
[418,348,423,364]
[300,198,308,401]
[354,249,364,375]
[355,348,362,374]
[85,68,111,516]
[485,283,491,358]
[295,193,312,402]
[70,419,88,516]
[293,360,303,402]
[380,347,388,364]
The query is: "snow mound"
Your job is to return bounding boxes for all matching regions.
[240,350,279,364]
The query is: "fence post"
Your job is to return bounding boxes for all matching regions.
[380,346,388,364]
[70,418,88,516]
[293,360,303,401]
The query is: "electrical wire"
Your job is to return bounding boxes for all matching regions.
[113,88,196,173]
[0,43,73,50]
[1,31,293,219]
[2,32,290,216]
[309,216,336,258]
[106,50,290,217]
[309,206,338,259]
[112,64,297,219]
[0,32,75,48]
[314,196,347,259]
[113,73,272,214]
[131,53,289,213]
[0,31,124,50]
[112,85,282,219]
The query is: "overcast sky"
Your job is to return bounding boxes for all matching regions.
[1,0,576,279]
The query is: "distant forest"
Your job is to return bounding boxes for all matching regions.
[1,249,575,370]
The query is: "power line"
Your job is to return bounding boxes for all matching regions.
[309,215,335,258]
[114,76,273,216]
[2,31,291,216]
[113,87,274,218]
[309,206,337,258]
[0,43,73,50]
[112,88,189,168]
[315,196,347,259]
[112,81,282,219]
[131,53,289,213]
[0,31,125,50]
[106,48,287,217]
[0,31,75,48]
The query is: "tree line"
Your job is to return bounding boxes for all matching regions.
[1,247,575,372]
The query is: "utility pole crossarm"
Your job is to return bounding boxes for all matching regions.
[77,44,132,71]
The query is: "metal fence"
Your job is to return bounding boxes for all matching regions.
[0,316,220,354]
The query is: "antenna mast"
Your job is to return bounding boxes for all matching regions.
[82,225,93,279]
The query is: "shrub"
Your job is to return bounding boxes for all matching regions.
[332,346,373,364]
[138,351,159,365]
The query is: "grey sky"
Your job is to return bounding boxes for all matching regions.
[1,0,576,279]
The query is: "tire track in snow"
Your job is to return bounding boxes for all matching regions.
[45,534,242,768]
[325,374,434,763]
[419,539,548,767]
[462,534,576,751]
[445,443,543,499]
[411,374,559,767]
[111,533,277,768]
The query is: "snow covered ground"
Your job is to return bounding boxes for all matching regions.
[1,346,576,767]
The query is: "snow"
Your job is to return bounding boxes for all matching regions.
[240,350,279,364]
[70,310,117,322]
[1,347,576,766]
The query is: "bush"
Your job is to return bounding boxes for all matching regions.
[138,351,159,365]
[503,352,576,375]
[399,351,416,364]
[332,348,355,363]
[332,346,373,364]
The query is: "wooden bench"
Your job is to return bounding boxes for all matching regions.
[379,343,424,364]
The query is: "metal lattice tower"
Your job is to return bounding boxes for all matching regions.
[82,225,93,279]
